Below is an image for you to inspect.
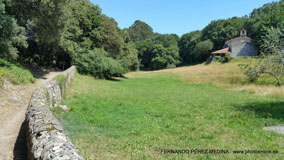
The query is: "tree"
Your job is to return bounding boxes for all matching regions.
[127,20,155,42]
[95,15,124,58]
[136,39,180,70]
[135,33,181,70]
[60,0,101,58]
[120,42,139,71]
[8,0,71,65]
[74,48,125,79]
[150,44,169,70]
[152,34,179,48]
[0,0,27,59]
[178,31,202,64]
[192,40,214,62]
[245,0,284,46]
[241,27,284,86]
[202,17,247,51]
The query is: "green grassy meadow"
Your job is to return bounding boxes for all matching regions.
[56,72,284,160]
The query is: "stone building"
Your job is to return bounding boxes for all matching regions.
[211,29,258,59]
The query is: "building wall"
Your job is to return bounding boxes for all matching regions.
[231,43,258,58]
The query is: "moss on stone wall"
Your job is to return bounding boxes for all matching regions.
[54,74,67,95]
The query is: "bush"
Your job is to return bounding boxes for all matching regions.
[74,48,125,79]
[219,53,232,63]
[121,42,140,71]
[213,53,232,63]
[0,58,13,67]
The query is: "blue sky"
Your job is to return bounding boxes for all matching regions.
[90,0,277,36]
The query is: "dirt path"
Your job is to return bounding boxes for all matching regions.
[0,71,62,160]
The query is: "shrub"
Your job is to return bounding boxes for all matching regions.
[0,58,13,67]
[218,53,232,63]
[74,48,125,79]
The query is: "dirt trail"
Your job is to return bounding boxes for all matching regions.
[0,71,62,160]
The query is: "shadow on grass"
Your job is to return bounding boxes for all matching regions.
[233,101,284,121]
[107,75,128,82]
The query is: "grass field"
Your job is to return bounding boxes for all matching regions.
[56,71,284,160]
[157,58,284,97]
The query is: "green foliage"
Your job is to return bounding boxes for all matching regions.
[152,34,179,48]
[33,0,70,46]
[230,57,257,63]
[120,42,139,71]
[127,20,155,42]
[192,39,214,62]
[60,0,138,76]
[239,64,257,82]
[150,44,169,70]
[218,53,233,63]
[60,0,101,57]
[0,58,35,84]
[54,74,67,93]
[57,73,284,160]
[245,0,284,46]
[4,0,284,80]
[135,34,180,70]
[94,15,125,58]
[9,0,71,64]
[240,27,284,86]
[74,48,125,79]
[179,16,245,65]
[0,0,27,59]
[5,0,138,79]
[201,17,247,51]
[51,107,64,115]
[178,31,202,64]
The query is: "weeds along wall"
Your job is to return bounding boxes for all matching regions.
[25,66,85,160]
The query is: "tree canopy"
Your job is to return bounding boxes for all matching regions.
[127,20,155,42]
[135,34,180,70]
[0,0,27,59]
[2,0,284,78]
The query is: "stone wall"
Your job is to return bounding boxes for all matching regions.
[231,43,258,58]
[25,66,85,160]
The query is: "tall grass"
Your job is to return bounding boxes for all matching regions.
[156,57,284,97]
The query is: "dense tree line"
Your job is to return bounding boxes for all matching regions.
[179,0,284,65]
[2,0,139,78]
[0,0,27,59]
[129,0,284,67]
[1,0,284,78]
[124,20,181,70]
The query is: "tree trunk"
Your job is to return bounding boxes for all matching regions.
[51,43,56,67]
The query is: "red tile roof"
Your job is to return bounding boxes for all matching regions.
[211,48,230,54]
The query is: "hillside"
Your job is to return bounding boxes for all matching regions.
[153,58,284,97]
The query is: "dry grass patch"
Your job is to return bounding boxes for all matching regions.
[156,62,245,86]
[234,84,284,97]
[147,59,284,97]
